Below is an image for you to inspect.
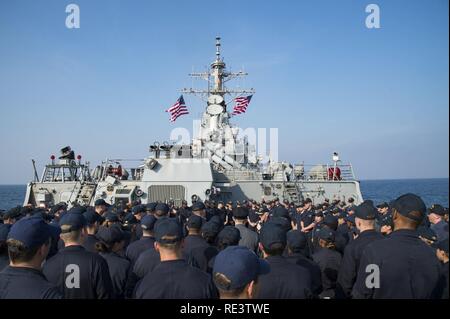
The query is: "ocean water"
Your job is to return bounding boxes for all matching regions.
[360,178,449,208]
[0,178,448,211]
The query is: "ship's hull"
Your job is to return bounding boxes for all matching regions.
[24,158,363,207]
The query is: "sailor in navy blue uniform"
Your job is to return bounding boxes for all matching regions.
[290,202,301,223]
[376,202,390,215]
[191,201,208,220]
[131,236,161,281]
[312,214,347,255]
[49,203,67,225]
[299,199,315,232]
[128,216,165,294]
[0,224,11,271]
[124,215,159,298]
[379,214,394,236]
[336,202,384,299]
[121,212,138,248]
[134,218,218,299]
[177,200,191,225]
[256,222,313,299]
[207,226,242,271]
[216,225,241,247]
[327,214,348,253]
[0,216,62,299]
[145,202,157,216]
[182,215,207,258]
[428,204,449,242]
[205,200,216,219]
[312,228,342,298]
[353,193,443,299]
[433,238,449,299]
[270,205,290,220]
[154,203,170,219]
[131,204,146,240]
[222,202,233,225]
[212,246,270,299]
[337,211,352,241]
[233,207,259,252]
[417,226,438,246]
[188,221,220,272]
[95,225,131,299]
[286,230,322,296]
[132,204,146,222]
[104,212,120,227]
[374,202,390,231]
[126,215,157,266]
[265,217,290,239]
[2,207,22,226]
[43,212,114,299]
[94,199,108,217]
[82,209,101,253]
[309,211,324,252]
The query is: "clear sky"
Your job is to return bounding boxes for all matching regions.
[0,0,448,184]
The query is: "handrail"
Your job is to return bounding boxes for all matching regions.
[67,180,82,204]
[294,163,356,181]
[214,162,356,182]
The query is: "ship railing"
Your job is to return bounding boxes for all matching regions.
[40,163,91,183]
[217,163,356,182]
[291,163,357,182]
[95,159,145,182]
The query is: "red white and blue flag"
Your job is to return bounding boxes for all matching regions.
[232,95,253,115]
[166,95,189,122]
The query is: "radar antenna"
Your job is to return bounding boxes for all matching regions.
[179,37,257,171]
[181,37,255,102]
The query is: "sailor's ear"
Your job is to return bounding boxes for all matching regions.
[38,240,51,260]
[247,281,255,299]
[392,209,398,221]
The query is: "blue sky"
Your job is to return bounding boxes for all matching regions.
[0,0,448,184]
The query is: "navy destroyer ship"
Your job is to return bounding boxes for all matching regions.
[23,38,363,208]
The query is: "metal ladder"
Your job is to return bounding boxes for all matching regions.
[43,169,54,182]
[74,182,97,206]
[284,182,301,204]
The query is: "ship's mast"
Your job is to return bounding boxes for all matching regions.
[182,37,255,101]
[181,37,257,171]
[212,37,224,93]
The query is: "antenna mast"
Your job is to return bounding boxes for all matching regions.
[182,37,255,98]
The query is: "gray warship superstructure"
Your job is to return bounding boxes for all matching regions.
[24,38,363,208]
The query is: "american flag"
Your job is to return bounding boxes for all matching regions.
[166,95,189,122]
[232,95,253,115]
